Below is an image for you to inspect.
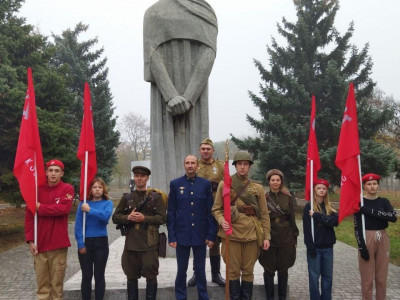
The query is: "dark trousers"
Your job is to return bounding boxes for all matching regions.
[176,244,208,300]
[78,236,109,300]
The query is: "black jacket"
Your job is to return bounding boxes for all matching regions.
[303,202,338,251]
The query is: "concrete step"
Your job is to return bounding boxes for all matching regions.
[64,284,288,299]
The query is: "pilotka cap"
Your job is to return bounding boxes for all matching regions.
[200,138,214,147]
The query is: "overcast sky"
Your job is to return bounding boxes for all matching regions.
[19,0,400,141]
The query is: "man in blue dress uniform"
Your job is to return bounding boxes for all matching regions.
[167,155,217,300]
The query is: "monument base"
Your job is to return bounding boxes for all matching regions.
[64,284,289,299]
[64,235,289,300]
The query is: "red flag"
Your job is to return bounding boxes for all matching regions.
[305,95,321,201]
[77,82,97,200]
[223,160,232,235]
[13,68,46,215]
[335,83,361,223]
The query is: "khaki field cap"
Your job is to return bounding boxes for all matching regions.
[266,169,284,181]
[200,138,214,147]
[132,166,151,176]
[232,150,254,165]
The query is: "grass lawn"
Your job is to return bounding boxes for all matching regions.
[0,207,26,252]
[335,215,400,266]
[0,204,79,253]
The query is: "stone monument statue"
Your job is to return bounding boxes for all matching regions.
[144,0,218,192]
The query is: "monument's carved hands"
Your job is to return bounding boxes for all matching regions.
[167,95,192,116]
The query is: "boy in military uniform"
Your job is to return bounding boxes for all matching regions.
[188,138,225,287]
[212,151,271,300]
[112,166,167,300]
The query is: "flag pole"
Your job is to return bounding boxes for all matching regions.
[357,155,366,240]
[310,160,314,242]
[34,151,38,246]
[82,150,88,239]
[224,140,230,300]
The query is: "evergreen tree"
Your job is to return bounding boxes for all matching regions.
[0,0,77,205]
[232,0,396,187]
[51,23,119,184]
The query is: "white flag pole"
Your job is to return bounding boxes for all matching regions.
[357,155,366,240]
[82,151,88,239]
[310,160,315,242]
[34,151,38,246]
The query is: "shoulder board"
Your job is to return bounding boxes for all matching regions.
[147,188,168,205]
[216,159,225,166]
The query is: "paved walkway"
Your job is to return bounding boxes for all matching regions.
[1,204,400,299]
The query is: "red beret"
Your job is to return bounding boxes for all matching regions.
[362,173,380,183]
[313,179,329,188]
[46,159,64,170]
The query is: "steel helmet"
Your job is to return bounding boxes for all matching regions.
[232,150,254,165]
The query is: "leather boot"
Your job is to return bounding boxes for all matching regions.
[278,274,288,300]
[263,272,275,300]
[210,255,226,287]
[146,282,157,300]
[229,279,241,300]
[241,281,253,300]
[127,280,138,300]
[187,273,197,287]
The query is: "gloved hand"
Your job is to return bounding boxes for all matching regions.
[360,247,370,261]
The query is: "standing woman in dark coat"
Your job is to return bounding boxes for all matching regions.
[259,169,299,300]
[303,179,338,300]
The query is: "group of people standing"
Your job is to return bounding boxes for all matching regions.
[302,173,398,300]
[24,139,397,300]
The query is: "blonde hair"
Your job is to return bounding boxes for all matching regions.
[88,177,109,200]
[313,185,336,215]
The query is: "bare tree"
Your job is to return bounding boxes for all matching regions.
[113,141,136,188]
[119,112,151,160]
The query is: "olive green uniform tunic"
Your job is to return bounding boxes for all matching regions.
[259,190,299,275]
[112,189,167,282]
[212,174,271,281]
[197,158,224,196]
[197,158,223,256]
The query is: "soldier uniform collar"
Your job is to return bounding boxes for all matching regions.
[235,173,249,182]
[200,158,215,165]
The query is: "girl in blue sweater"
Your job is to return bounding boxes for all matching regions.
[75,178,113,300]
[303,179,338,300]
